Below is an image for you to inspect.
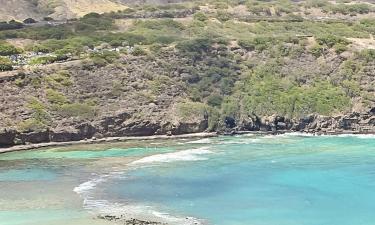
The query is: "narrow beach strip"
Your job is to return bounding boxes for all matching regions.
[0,132,218,154]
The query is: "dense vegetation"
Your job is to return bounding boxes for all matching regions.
[1,0,374,131]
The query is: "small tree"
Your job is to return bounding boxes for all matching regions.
[23,18,37,24]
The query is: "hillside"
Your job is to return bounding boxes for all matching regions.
[0,0,192,21]
[0,0,128,20]
[0,0,375,147]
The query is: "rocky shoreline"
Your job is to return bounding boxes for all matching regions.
[1,108,374,153]
[0,132,218,154]
[98,215,165,225]
[96,211,202,225]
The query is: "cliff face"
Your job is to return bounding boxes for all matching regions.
[0,50,211,146]
[1,0,374,147]
[0,46,374,147]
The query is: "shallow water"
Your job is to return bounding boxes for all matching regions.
[1,135,375,225]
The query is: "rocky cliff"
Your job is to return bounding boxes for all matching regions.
[1,0,375,147]
[0,46,374,147]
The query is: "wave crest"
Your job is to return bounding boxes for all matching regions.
[130,147,213,165]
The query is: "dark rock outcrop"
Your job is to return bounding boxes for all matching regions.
[0,129,16,147]
[225,116,236,128]
[19,130,49,144]
[49,127,82,142]
[76,123,96,139]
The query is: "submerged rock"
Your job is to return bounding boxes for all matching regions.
[98,215,164,225]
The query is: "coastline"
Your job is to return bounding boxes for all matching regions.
[2,129,375,155]
[0,132,218,154]
[2,131,375,225]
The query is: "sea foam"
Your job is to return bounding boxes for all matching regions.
[73,147,212,225]
[130,147,213,165]
[336,134,375,139]
[73,175,108,195]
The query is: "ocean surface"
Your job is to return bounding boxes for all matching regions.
[1,134,375,225]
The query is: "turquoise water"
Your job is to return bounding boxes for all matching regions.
[1,135,375,225]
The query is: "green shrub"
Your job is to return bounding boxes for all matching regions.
[207,107,221,131]
[358,49,375,62]
[75,13,114,32]
[232,61,351,118]
[15,78,25,87]
[27,44,52,53]
[342,79,361,97]
[21,25,74,40]
[309,44,324,57]
[133,19,184,31]
[176,37,213,54]
[238,39,255,51]
[29,56,58,65]
[221,96,240,118]
[48,70,73,86]
[109,33,146,46]
[30,77,42,88]
[46,89,69,105]
[207,94,223,107]
[18,118,47,132]
[247,4,271,15]
[220,77,235,95]
[0,42,21,56]
[0,56,13,71]
[177,101,208,120]
[246,36,277,52]
[18,97,51,131]
[333,43,348,54]
[216,11,231,22]
[90,50,120,66]
[316,34,350,48]
[193,12,208,22]
[132,46,147,56]
[59,103,96,119]
[304,0,329,8]
[150,75,174,94]
[330,3,372,15]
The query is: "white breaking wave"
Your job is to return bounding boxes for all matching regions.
[280,132,315,137]
[336,134,375,139]
[74,147,214,196]
[74,174,205,225]
[277,132,375,139]
[217,139,260,144]
[74,172,125,195]
[74,175,108,195]
[242,133,256,137]
[130,147,213,165]
[73,148,211,225]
